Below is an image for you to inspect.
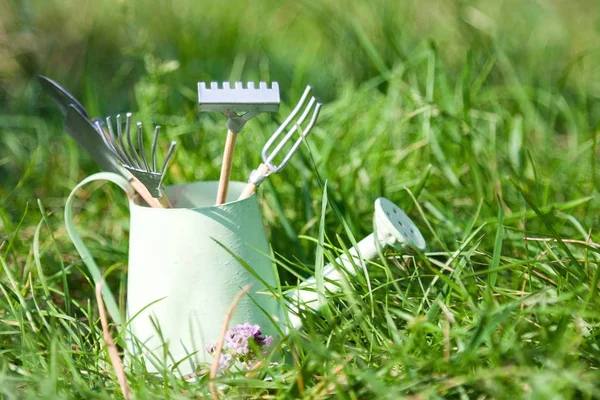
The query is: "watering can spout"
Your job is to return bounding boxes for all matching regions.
[283,197,426,329]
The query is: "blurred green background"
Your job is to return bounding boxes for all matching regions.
[2,0,600,178]
[3,0,600,123]
[2,0,600,270]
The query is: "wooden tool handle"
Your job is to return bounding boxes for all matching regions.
[216,129,238,205]
[237,163,270,201]
[157,193,172,208]
[237,183,257,201]
[129,177,170,209]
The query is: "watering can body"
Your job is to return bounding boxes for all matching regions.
[65,173,425,376]
[125,181,283,375]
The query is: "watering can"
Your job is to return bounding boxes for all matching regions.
[64,174,425,375]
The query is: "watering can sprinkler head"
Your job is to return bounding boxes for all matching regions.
[373,197,426,251]
[285,197,426,329]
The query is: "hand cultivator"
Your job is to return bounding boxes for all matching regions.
[98,114,177,208]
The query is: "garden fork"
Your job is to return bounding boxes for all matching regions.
[237,86,322,200]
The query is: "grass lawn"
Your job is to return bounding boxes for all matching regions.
[1,0,599,398]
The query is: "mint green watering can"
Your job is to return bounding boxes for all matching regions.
[65,174,425,376]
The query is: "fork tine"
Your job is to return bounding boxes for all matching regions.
[302,102,322,133]
[116,114,122,140]
[137,122,151,171]
[261,85,312,162]
[94,119,123,163]
[115,114,132,165]
[271,101,322,171]
[94,118,126,162]
[105,116,130,164]
[125,113,142,169]
[106,115,115,140]
[264,97,316,167]
[159,140,177,186]
[151,126,160,173]
[236,91,322,202]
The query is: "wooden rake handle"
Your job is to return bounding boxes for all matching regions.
[216,129,238,205]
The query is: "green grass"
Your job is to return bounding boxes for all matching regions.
[1,0,600,398]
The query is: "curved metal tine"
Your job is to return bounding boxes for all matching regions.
[150,126,160,173]
[93,119,125,164]
[137,122,151,171]
[264,97,316,169]
[124,113,143,169]
[274,102,322,172]
[105,116,130,164]
[261,85,312,163]
[90,117,107,138]
[105,116,117,146]
[115,114,136,166]
[158,141,177,186]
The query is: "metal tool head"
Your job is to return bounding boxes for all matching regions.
[198,82,280,133]
[245,86,322,189]
[98,114,176,198]
[64,104,126,176]
[260,85,322,173]
[38,75,89,118]
[373,198,426,251]
[198,81,280,113]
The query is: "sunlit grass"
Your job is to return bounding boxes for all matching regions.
[1,0,600,398]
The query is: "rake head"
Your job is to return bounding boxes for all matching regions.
[95,114,176,198]
[198,82,280,113]
[261,85,322,173]
[198,81,280,132]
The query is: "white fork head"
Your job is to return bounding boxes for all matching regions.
[260,85,323,174]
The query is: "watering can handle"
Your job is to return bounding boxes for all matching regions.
[64,172,136,327]
[286,232,378,328]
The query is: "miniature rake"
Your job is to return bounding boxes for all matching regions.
[38,76,171,209]
[237,86,322,200]
[95,113,177,208]
[198,81,280,205]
